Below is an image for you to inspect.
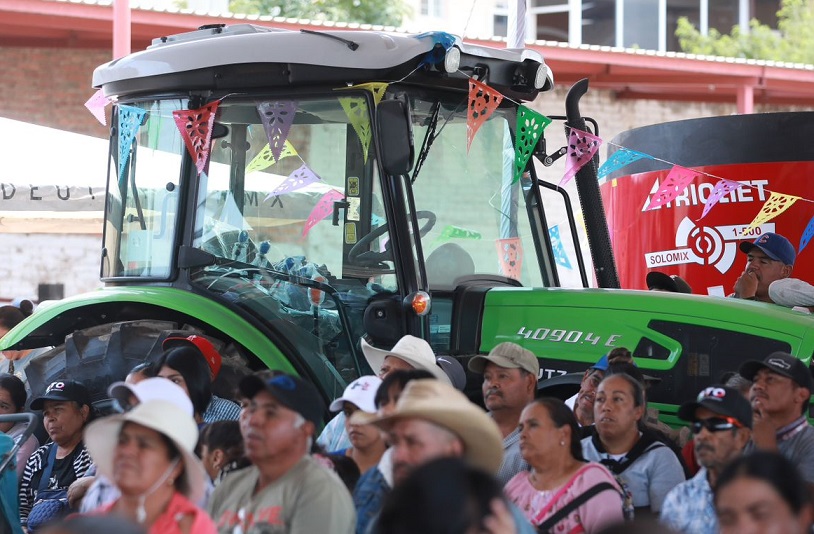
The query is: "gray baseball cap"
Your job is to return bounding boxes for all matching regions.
[468,342,539,377]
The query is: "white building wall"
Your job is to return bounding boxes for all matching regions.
[0,234,102,302]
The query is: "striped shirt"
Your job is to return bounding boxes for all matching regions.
[19,442,93,523]
[202,395,241,423]
[497,426,530,487]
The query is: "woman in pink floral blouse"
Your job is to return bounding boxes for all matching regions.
[505,398,624,533]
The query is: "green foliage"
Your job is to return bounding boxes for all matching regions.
[676,0,814,63]
[229,0,411,27]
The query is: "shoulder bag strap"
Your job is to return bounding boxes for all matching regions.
[531,464,601,523]
[36,443,59,493]
[536,482,618,534]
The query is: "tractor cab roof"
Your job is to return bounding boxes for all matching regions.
[93,25,553,101]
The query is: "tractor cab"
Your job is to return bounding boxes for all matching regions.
[0,26,569,405]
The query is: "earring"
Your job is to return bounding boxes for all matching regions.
[168,478,175,486]
[560,441,565,446]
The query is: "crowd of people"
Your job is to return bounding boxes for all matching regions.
[0,234,811,533]
[0,330,810,534]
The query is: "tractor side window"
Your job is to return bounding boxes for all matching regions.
[102,100,186,279]
[643,320,791,406]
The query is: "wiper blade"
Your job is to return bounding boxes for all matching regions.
[410,101,463,183]
[411,102,440,184]
[300,29,359,51]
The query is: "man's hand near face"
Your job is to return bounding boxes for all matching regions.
[734,267,759,299]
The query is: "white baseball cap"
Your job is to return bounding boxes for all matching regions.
[329,375,383,413]
[108,377,193,415]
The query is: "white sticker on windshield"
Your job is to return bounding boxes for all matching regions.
[347,197,360,221]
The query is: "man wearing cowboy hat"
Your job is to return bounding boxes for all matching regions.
[317,334,451,452]
[468,342,538,486]
[208,373,355,534]
[365,379,534,532]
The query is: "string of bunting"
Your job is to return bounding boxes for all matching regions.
[455,71,814,258]
[83,37,814,257]
[595,138,814,256]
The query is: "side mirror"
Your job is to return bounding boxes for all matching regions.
[376,99,414,176]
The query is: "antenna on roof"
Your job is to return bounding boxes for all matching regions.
[507,0,527,48]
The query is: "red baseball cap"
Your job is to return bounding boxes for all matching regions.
[162,335,222,379]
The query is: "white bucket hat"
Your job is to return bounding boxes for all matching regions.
[329,375,382,413]
[361,335,451,385]
[84,399,206,503]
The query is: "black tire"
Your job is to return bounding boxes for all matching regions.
[25,320,254,413]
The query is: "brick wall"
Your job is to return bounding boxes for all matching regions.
[0,47,111,137]
[0,46,803,300]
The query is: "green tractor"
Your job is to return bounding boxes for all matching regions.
[2,25,812,426]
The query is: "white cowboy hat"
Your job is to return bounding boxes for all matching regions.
[84,399,206,504]
[361,335,451,385]
[367,379,503,474]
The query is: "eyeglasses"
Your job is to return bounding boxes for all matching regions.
[691,416,743,434]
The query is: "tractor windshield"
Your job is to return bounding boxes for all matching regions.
[408,95,547,288]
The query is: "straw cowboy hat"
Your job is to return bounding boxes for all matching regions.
[361,335,451,385]
[84,399,207,504]
[367,379,503,474]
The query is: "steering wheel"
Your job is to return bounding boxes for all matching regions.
[348,210,437,265]
[199,229,257,264]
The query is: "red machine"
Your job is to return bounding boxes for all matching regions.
[601,112,814,295]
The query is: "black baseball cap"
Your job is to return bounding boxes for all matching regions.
[646,271,692,294]
[678,385,753,429]
[739,352,813,391]
[239,373,324,428]
[30,380,92,410]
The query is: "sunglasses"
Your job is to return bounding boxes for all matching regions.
[691,416,743,434]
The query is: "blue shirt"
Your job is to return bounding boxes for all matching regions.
[354,464,389,534]
[318,412,352,451]
[660,467,717,534]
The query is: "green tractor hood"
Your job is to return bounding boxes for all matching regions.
[478,287,814,414]
[0,287,292,372]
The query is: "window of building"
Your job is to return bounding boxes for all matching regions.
[622,0,659,49]
[582,0,616,47]
[666,0,700,52]
[523,0,780,51]
[420,0,442,18]
[709,0,739,34]
[494,14,508,38]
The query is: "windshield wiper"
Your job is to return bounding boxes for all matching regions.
[299,29,359,51]
[411,101,464,183]
[411,102,440,184]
